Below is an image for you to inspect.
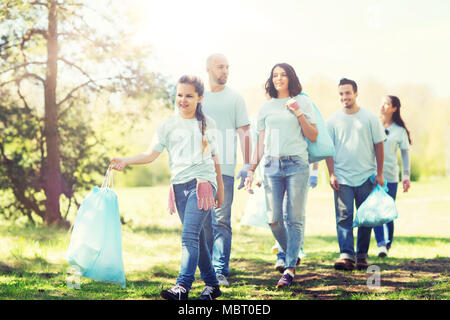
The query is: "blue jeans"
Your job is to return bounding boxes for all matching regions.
[333,178,374,261]
[373,182,398,249]
[173,179,218,291]
[204,175,234,277]
[274,194,305,261]
[264,156,310,269]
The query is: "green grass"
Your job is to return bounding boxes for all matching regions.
[0,178,449,300]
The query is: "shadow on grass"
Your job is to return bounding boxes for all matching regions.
[0,261,13,273]
[225,253,449,300]
[1,258,64,281]
[1,255,448,300]
[0,224,67,243]
[0,261,167,300]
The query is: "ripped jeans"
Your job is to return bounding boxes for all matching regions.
[263,156,310,269]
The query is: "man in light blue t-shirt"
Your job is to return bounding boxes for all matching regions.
[325,78,386,272]
[201,54,251,286]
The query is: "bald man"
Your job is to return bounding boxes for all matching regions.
[202,54,251,286]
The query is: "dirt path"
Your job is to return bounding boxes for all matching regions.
[297,258,449,299]
[231,258,449,299]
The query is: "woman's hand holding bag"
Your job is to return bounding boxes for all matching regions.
[196,179,215,211]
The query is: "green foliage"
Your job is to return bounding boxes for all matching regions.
[116,165,170,188]
[0,96,44,222]
[409,154,421,182]
[0,0,172,224]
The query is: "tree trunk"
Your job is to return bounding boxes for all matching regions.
[43,0,68,228]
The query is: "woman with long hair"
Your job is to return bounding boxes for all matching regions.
[110,75,224,300]
[374,95,411,257]
[245,63,318,288]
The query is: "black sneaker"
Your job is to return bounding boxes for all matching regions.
[275,258,286,273]
[160,284,188,300]
[276,270,295,288]
[356,258,369,271]
[198,285,221,300]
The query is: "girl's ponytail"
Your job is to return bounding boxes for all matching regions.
[389,95,412,145]
[195,102,206,136]
[195,102,209,153]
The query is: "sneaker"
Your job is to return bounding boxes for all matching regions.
[333,258,355,271]
[198,285,221,300]
[216,274,229,286]
[298,248,307,259]
[160,284,188,300]
[276,270,295,288]
[378,246,388,258]
[356,258,369,270]
[275,259,286,273]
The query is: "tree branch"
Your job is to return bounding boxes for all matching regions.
[0,61,46,75]
[17,84,32,111]
[57,79,97,110]
[58,57,94,81]
[0,73,45,88]
[63,24,113,52]
[22,28,48,42]
[18,28,48,63]
[58,2,83,7]
[29,1,48,7]
[57,76,122,116]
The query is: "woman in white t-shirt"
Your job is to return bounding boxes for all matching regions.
[244,63,318,288]
[374,95,412,258]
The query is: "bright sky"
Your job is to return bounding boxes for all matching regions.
[129,0,450,98]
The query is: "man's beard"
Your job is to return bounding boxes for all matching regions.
[344,102,354,109]
[217,76,227,85]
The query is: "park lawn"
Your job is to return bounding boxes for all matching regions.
[0,178,449,300]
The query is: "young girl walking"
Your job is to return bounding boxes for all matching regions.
[110,75,224,300]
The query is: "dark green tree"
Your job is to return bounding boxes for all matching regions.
[0,0,171,227]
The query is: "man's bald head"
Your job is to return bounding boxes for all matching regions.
[206,53,228,68]
[206,53,229,87]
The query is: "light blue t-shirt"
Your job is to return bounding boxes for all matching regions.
[256,94,316,163]
[174,86,250,177]
[326,107,386,187]
[202,87,250,177]
[150,114,219,189]
[383,122,410,183]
